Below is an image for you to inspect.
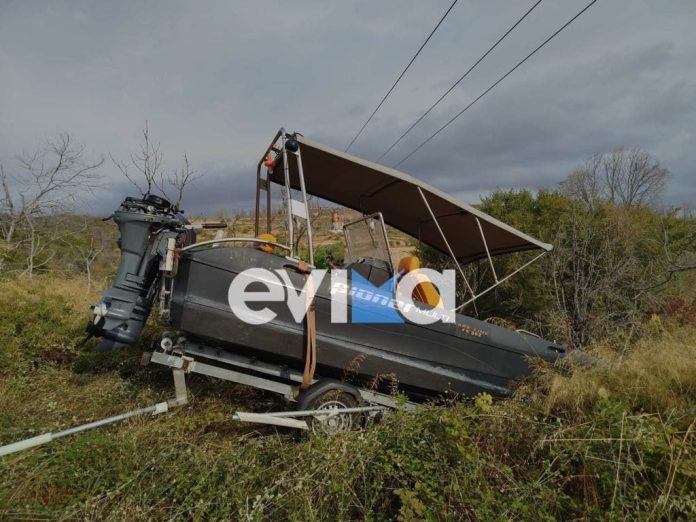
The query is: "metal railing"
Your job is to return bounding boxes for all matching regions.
[181,237,292,253]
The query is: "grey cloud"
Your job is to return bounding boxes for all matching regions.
[1,0,694,216]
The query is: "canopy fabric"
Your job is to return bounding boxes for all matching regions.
[269,134,552,265]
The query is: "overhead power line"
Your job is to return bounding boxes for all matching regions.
[376,0,543,163]
[344,0,459,152]
[393,0,600,169]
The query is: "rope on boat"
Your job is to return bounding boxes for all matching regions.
[298,260,317,388]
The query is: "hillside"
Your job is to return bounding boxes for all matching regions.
[0,276,694,520]
[1,186,695,520]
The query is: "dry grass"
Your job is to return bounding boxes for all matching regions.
[544,327,696,418]
[0,276,694,520]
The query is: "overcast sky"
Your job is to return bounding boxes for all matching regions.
[1,0,694,215]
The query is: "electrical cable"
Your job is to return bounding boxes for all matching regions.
[393,0,600,169]
[344,0,459,152]
[376,0,543,163]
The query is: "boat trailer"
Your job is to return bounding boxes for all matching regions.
[0,340,408,457]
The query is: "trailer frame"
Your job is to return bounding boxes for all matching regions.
[147,337,413,413]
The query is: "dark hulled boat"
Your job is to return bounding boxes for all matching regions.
[170,246,565,398]
[87,129,572,400]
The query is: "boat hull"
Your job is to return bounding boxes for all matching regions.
[170,247,565,399]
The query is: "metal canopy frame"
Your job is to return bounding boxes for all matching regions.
[336,190,547,312]
[252,128,549,313]
[277,134,553,262]
[417,186,547,312]
[254,128,315,265]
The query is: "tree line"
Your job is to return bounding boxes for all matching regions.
[421,148,694,348]
[0,124,198,283]
[2,131,694,347]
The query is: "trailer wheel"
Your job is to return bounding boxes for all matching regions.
[298,387,360,433]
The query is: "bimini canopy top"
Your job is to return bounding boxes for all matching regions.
[268,133,552,265]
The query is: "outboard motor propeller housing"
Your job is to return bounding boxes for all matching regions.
[87,195,195,350]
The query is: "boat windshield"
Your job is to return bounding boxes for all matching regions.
[343,213,394,271]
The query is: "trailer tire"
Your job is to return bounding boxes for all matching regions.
[297,381,362,433]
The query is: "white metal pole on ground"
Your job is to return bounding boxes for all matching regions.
[0,402,169,457]
[0,369,188,457]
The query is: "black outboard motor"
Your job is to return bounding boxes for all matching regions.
[86,195,195,350]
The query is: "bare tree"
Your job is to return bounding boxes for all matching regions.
[0,133,103,275]
[155,153,201,209]
[603,148,668,206]
[75,235,105,289]
[0,163,18,260]
[627,149,668,206]
[539,200,694,347]
[111,122,199,208]
[110,121,163,196]
[562,148,668,208]
[560,155,602,209]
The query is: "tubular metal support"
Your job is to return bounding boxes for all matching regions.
[232,405,387,430]
[266,169,272,233]
[152,341,413,410]
[280,130,295,257]
[170,369,188,407]
[475,217,498,282]
[0,405,166,457]
[255,128,285,236]
[233,412,309,430]
[294,145,314,265]
[378,213,396,271]
[0,368,187,457]
[255,163,261,237]
[238,405,386,419]
[455,250,547,311]
[417,187,478,304]
[180,237,291,253]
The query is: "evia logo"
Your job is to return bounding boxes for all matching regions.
[346,271,402,324]
[228,268,456,326]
